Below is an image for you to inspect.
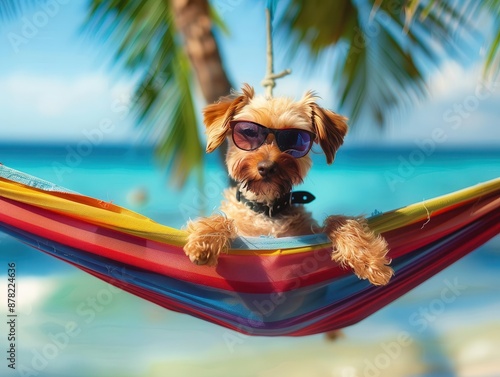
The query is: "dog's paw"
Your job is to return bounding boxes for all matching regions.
[327,215,394,286]
[331,234,394,286]
[353,257,393,286]
[331,243,393,286]
[183,239,220,266]
[183,215,236,267]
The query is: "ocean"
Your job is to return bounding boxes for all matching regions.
[0,144,499,377]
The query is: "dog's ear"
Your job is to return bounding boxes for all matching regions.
[203,84,254,153]
[310,103,348,164]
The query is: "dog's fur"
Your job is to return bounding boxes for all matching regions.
[183,84,393,286]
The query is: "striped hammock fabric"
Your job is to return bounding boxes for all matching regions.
[0,165,499,336]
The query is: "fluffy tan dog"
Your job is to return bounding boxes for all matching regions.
[183,84,393,286]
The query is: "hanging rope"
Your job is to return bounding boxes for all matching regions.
[261,2,291,98]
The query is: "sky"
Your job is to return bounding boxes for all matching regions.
[0,0,499,147]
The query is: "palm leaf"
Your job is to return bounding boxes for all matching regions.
[484,27,500,79]
[479,0,500,78]
[84,0,203,187]
[279,0,477,127]
[404,0,499,79]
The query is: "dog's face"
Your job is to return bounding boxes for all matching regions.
[203,84,348,203]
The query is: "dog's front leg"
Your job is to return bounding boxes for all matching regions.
[184,215,237,266]
[324,215,393,286]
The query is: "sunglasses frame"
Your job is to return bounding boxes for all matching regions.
[229,120,316,158]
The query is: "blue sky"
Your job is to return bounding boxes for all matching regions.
[0,0,499,147]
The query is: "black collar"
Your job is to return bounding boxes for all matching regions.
[235,188,315,217]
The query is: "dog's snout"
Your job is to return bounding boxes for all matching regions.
[257,160,276,177]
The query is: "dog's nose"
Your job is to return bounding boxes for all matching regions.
[257,160,276,177]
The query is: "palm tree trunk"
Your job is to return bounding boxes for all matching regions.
[169,0,232,104]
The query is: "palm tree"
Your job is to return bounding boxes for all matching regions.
[2,0,499,186]
[84,0,232,187]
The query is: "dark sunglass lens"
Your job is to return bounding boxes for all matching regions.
[233,122,267,150]
[277,130,312,158]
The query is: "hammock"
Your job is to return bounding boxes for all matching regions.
[0,164,499,336]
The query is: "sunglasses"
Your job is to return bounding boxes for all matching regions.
[230,121,315,158]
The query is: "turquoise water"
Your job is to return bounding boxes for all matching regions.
[0,144,499,377]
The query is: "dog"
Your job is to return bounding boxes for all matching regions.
[183,84,393,286]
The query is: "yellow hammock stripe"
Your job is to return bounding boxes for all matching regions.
[0,178,187,246]
[368,177,500,233]
[1,176,499,255]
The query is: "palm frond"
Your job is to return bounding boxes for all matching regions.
[484,28,500,79]
[405,0,499,79]
[209,4,230,36]
[85,0,203,187]
[282,0,358,56]
[279,0,477,127]
[480,0,500,79]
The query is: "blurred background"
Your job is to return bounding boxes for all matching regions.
[0,0,499,376]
